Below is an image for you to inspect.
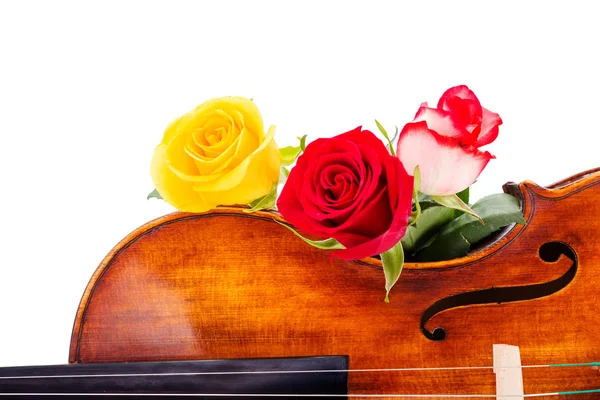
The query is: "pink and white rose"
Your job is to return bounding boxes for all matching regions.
[397,85,501,196]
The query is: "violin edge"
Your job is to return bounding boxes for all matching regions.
[503,166,600,198]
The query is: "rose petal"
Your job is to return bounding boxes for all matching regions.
[384,152,414,216]
[333,159,413,260]
[192,109,236,158]
[300,152,360,220]
[197,134,280,206]
[320,136,387,226]
[191,125,277,191]
[334,185,391,242]
[298,132,383,222]
[437,85,481,110]
[397,121,494,196]
[196,97,266,142]
[437,85,482,135]
[151,144,212,212]
[473,107,503,147]
[160,115,185,146]
[413,106,472,142]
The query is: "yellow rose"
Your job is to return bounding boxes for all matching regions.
[151,97,280,212]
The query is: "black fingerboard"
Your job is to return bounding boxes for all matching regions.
[0,356,349,399]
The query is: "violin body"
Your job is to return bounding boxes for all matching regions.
[69,169,600,399]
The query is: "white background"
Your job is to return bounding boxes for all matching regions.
[0,1,598,367]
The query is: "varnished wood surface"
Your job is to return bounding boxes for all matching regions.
[69,168,600,399]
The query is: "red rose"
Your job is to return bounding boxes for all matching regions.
[397,85,499,196]
[277,127,414,260]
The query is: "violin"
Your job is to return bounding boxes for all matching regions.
[1,169,600,399]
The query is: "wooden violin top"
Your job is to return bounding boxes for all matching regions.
[68,168,600,398]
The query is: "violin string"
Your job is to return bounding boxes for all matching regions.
[0,390,599,397]
[1,362,598,380]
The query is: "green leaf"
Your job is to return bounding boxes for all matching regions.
[280,166,290,181]
[375,119,396,156]
[299,134,307,152]
[415,193,526,262]
[279,135,307,167]
[279,146,301,166]
[275,220,346,250]
[381,241,405,303]
[391,126,400,144]
[416,193,439,211]
[431,193,483,224]
[147,188,163,200]
[245,182,278,213]
[409,166,422,225]
[457,187,469,204]
[401,206,456,255]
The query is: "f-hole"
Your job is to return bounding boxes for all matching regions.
[420,241,578,341]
